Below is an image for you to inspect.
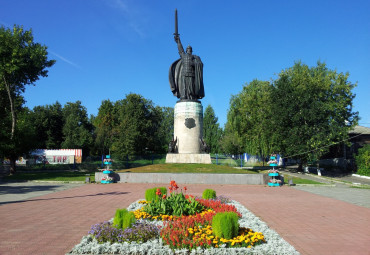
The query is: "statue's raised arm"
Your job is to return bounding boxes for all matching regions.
[174,35,185,56]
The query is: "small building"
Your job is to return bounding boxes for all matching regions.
[30,149,83,164]
[320,125,370,170]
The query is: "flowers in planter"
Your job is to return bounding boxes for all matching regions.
[101,176,113,181]
[71,198,300,255]
[143,181,205,217]
[160,213,265,250]
[86,180,267,253]
[88,221,160,244]
[267,159,277,165]
[268,179,282,184]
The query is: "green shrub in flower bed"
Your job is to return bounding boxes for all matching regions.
[145,187,167,202]
[122,212,136,229]
[202,189,217,199]
[113,208,137,230]
[212,212,239,239]
[113,209,127,229]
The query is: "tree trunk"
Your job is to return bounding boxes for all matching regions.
[9,158,16,175]
[3,77,16,140]
[3,77,17,175]
[298,161,303,172]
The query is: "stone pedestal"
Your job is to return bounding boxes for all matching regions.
[166,153,212,164]
[174,101,203,153]
[166,101,211,164]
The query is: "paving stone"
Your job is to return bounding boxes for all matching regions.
[0,182,369,255]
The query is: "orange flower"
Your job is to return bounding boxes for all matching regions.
[156,188,162,195]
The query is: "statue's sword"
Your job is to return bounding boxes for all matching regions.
[174,9,179,37]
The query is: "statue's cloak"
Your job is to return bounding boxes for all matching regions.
[169,55,204,99]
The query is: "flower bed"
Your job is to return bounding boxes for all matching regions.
[69,182,299,255]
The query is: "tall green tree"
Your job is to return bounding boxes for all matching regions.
[0,25,55,173]
[240,80,277,156]
[32,102,64,149]
[62,101,94,157]
[222,80,277,157]
[155,106,174,154]
[222,95,244,155]
[111,93,161,158]
[203,105,223,153]
[273,61,359,167]
[93,99,117,155]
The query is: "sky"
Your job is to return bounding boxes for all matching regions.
[1,0,369,128]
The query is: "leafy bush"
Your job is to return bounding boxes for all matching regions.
[113,209,137,230]
[122,211,136,229]
[212,212,239,239]
[202,189,217,199]
[355,144,370,176]
[113,208,128,229]
[145,188,156,202]
[145,187,167,202]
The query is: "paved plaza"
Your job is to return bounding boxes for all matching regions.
[0,181,369,255]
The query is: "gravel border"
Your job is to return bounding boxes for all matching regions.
[68,200,300,255]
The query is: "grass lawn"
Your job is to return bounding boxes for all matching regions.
[283,174,325,185]
[350,185,370,189]
[116,163,259,174]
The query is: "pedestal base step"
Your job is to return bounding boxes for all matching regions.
[166,153,212,164]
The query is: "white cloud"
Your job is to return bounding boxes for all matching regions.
[104,0,146,38]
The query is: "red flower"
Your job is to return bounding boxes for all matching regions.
[184,186,187,191]
[156,188,162,195]
[162,194,166,199]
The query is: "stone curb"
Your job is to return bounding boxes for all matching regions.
[294,184,336,187]
[352,174,370,180]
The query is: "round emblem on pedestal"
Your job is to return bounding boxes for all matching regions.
[184,118,196,129]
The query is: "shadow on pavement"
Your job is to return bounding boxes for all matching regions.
[0,191,130,206]
[0,184,62,195]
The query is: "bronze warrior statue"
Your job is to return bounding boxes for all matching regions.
[169,10,204,101]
